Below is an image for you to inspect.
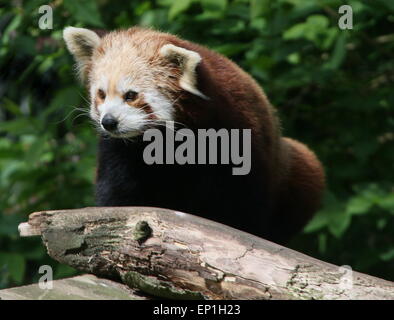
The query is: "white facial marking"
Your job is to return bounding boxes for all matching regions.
[143,89,173,120]
[94,76,109,94]
[99,96,147,137]
[117,76,139,94]
[90,78,174,138]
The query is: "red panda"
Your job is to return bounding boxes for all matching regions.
[63,26,325,244]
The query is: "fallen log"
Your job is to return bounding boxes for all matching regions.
[0,274,149,300]
[18,207,394,300]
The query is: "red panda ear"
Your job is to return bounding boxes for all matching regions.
[159,44,208,100]
[63,27,101,81]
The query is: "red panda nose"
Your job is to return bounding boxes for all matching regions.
[101,114,118,131]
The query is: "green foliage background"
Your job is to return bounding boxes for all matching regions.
[0,0,393,288]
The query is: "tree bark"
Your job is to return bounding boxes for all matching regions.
[19,207,394,300]
[0,274,149,300]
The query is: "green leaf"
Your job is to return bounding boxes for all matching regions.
[325,33,347,70]
[250,0,268,20]
[318,233,327,254]
[63,0,104,27]
[46,86,82,116]
[376,218,387,230]
[380,248,394,262]
[0,253,25,284]
[304,209,328,233]
[213,43,249,56]
[305,191,350,237]
[375,0,394,11]
[201,0,227,12]
[2,98,23,116]
[346,196,373,216]
[2,14,22,44]
[304,192,339,233]
[8,254,26,284]
[306,15,329,30]
[283,23,306,40]
[283,15,331,45]
[287,52,300,64]
[0,215,23,237]
[328,211,351,238]
[377,193,394,213]
[157,0,175,5]
[0,118,36,135]
[54,264,78,279]
[168,0,192,20]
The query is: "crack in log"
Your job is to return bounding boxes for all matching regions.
[235,244,254,261]
[121,271,206,300]
[64,241,88,255]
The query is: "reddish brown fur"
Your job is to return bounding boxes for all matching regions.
[90,27,325,242]
[162,34,325,240]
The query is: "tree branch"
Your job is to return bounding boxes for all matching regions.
[19,207,394,300]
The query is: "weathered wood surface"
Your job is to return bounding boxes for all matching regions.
[0,274,149,300]
[19,207,394,300]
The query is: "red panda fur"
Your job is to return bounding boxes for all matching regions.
[66,27,325,244]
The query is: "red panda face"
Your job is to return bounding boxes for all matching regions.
[63,27,208,138]
[88,52,174,138]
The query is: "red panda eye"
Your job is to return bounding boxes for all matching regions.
[98,89,106,100]
[124,90,138,102]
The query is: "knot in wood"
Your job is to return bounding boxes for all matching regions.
[132,220,152,243]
